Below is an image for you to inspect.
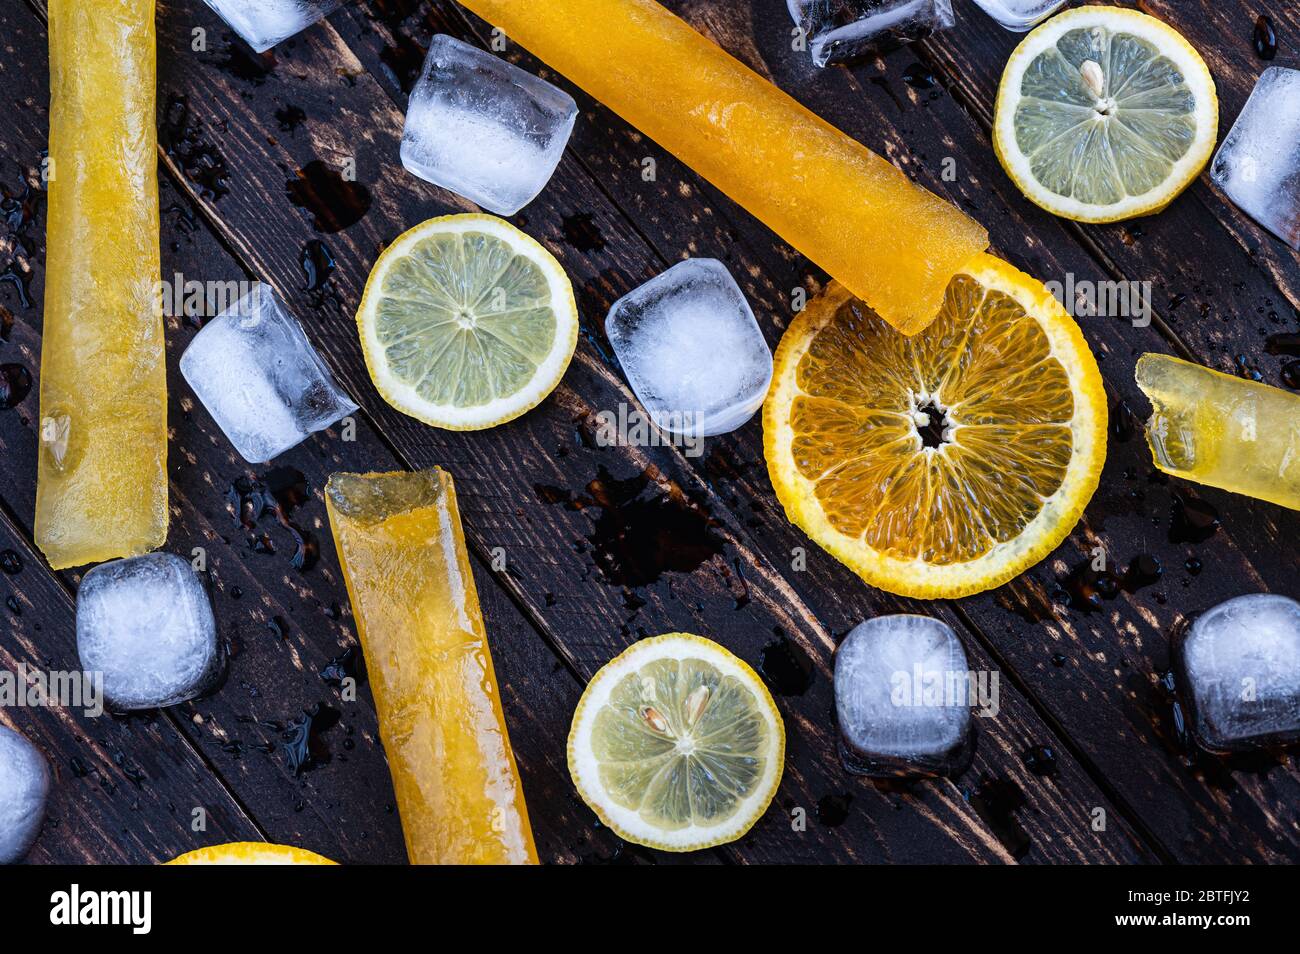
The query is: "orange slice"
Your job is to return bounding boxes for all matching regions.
[763,253,1106,598]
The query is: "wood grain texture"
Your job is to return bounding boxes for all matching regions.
[0,0,1295,864]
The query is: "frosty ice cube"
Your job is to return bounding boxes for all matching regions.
[76,553,224,711]
[1172,593,1300,754]
[971,0,1066,32]
[605,259,772,438]
[1211,67,1300,250]
[834,615,974,777]
[180,283,358,464]
[0,725,50,864]
[787,0,955,68]
[400,35,578,216]
[202,0,349,54]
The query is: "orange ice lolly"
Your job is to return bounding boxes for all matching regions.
[326,469,537,865]
[457,0,987,333]
[37,0,167,568]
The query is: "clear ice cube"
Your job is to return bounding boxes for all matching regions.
[0,725,50,864]
[76,553,224,711]
[180,283,358,464]
[202,0,349,54]
[400,35,577,216]
[834,615,974,776]
[1174,593,1300,753]
[1211,67,1300,250]
[605,259,772,438]
[970,0,1066,32]
[787,0,955,68]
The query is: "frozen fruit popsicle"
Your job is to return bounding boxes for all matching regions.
[1136,353,1300,511]
[457,0,987,334]
[325,469,537,865]
[36,0,167,568]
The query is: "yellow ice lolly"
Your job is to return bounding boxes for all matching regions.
[1137,353,1300,511]
[456,0,988,334]
[36,0,167,568]
[325,470,537,865]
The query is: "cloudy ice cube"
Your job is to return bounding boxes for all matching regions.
[971,0,1066,32]
[1211,67,1300,250]
[605,259,772,438]
[0,725,50,864]
[835,615,974,776]
[76,553,223,711]
[1173,593,1300,753]
[787,0,955,68]
[180,283,358,464]
[202,0,349,54]
[400,35,577,216]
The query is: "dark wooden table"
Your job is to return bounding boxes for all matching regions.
[1,0,1297,865]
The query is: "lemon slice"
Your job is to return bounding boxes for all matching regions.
[764,254,1107,599]
[166,842,338,865]
[568,634,785,852]
[993,6,1217,222]
[357,214,578,430]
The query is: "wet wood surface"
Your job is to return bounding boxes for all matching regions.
[0,0,1296,864]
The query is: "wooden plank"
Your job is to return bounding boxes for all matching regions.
[382,0,1300,861]
[0,2,612,865]
[99,0,1165,861]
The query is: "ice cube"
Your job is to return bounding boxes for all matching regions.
[1173,593,1300,753]
[400,35,577,216]
[0,725,50,864]
[202,0,349,54]
[605,259,772,438]
[834,615,974,776]
[180,283,358,464]
[971,0,1066,32]
[76,553,224,711]
[1211,67,1300,250]
[787,0,955,68]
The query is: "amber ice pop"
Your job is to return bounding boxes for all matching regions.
[36,0,167,568]
[325,469,537,864]
[1136,353,1300,511]
[456,0,988,334]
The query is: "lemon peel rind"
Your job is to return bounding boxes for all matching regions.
[567,633,785,853]
[992,6,1218,224]
[763,253,1107,600]
[166,842,339,865]
[356,213,579,431]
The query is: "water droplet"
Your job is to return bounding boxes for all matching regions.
[300,239,336,290]
[287,161,372,233]
[1021,745,1059,777]
[759,633,814,696]
[1254,14,1278,60]
[0,363,31,408]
